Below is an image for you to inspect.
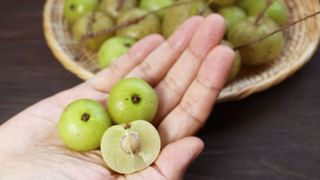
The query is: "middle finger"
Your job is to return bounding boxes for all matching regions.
[155,14,226,123]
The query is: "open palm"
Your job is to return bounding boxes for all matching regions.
[0,14,234,180]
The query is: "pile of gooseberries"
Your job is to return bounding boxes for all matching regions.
[64,0,290,82]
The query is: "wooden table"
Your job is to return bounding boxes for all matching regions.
[1,1,320,179]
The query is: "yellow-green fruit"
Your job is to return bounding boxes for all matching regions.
[99,0,138,19]
[237,0,289,25]
[162,0,212,38]
[266,0,289,25]
[140,0,175,19]
[58,99,112,152]
[228,17,284,66]
[98,36,136,69]
[222,41,242,82]
[72,12,114,51]
[116,8,161,40]
[64,0,98,23]
[107,78,158,124]
[209,0,234,6]
[218,6,246,31]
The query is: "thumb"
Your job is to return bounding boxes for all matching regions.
[154,137,204,180]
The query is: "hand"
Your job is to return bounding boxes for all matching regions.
[0,14,234,180]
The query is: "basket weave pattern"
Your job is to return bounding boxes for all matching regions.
[44,0,320,102]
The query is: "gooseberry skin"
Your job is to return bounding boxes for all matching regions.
[237,0,289,25]
[228,17,285,66]
[140,0,175,19]
[72,12,114,51]
[218,6,247,31]
[210,0,234,6]
[64,0,98,23]
[266,0,289,26]
[99,0,138,19]
[107,78,158,124]
[162,0,212,38]
[229,52,242,82]
[222,41,242,82]
[116,8,161,40]
[58,99,112,152]
[98,36,136,69]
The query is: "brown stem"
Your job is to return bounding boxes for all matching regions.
[85,12,96,37]
[255,0,274,25]
[81,113,90,122]
[81,0,102,44]
[117,0,125,11]
[131,95,141,104]
[81,0,203,41]
[234,10,320,51]
[124,124,131,129]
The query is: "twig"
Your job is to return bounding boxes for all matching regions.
[234,10,320,51]
[255,0,274,25]
[81,0,101,43]
[82,0,202,41]
[117,0,125,11]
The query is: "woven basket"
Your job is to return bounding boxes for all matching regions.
[43,0,320,102]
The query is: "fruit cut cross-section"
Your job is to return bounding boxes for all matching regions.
[101,120,161,174]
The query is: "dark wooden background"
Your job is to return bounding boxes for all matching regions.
[1,1,320,179]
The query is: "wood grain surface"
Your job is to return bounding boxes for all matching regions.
[0,1,320,179]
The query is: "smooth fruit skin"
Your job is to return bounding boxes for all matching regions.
[99,0,138,19]
[229,51,241,81]
[209,0,234,6]
[266,0,289,26]
[162,0,211,38]
[107,78,158,124]
[218,6,246,31]
[228,17,284,66]
[72,12,114,51]
[222,41,242,82]
[237,0,289,25]
[64,0,98,23]
[98,36,136,69]
[116,8,161,40]
[236,0,264,14]
[58,99,112,152]
[101,120,161,174]
[140,0,175,19]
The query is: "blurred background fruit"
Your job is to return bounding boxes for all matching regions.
[44,0,320,102]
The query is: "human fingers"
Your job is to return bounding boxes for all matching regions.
[155,14,226,124]
[125,16,205,86]
[159,45,235,145]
